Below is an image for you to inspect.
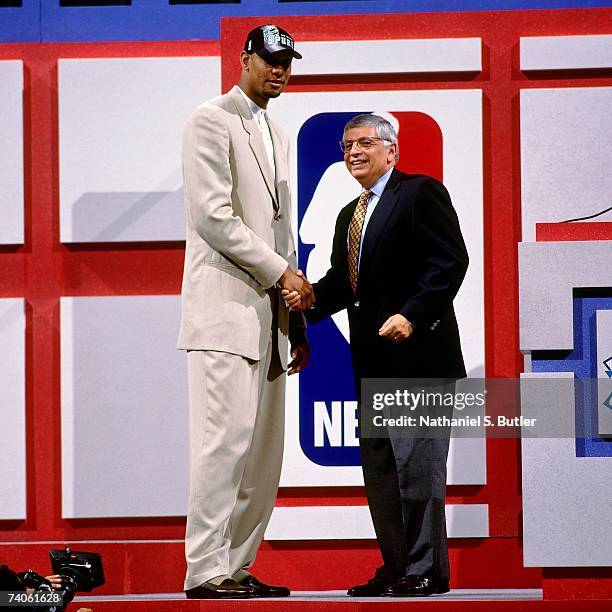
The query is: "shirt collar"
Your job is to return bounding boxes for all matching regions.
[237,86,265,118]
[367,166,395,199]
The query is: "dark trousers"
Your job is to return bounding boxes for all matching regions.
[359,432,451,582]
[351,338,454,582]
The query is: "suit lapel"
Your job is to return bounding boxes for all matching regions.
[229,86,278,208]
[360,168,402,267]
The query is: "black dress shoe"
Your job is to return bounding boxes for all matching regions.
[239,574,290,597]
[347,576,392,597]
[385,575,449,597]
[185,578,255,599]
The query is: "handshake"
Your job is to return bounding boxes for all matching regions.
[278,267,315,311]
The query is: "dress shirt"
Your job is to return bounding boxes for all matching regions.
[238,86,275,182]
[348,167,394,271]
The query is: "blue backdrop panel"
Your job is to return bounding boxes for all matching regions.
[41,0,245,43]
[2,0,612,43]
[531,294,612,458]
[0,0,40,43]
[297,111,358,467]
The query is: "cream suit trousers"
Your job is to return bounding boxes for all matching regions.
[183,339,285,590]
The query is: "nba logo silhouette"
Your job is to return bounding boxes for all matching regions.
[297,111,443,466]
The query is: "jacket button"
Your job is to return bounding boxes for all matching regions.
[354,300,360,307]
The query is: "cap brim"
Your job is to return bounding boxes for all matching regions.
[261,44,302,60]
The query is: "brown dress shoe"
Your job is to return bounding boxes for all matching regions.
[384,575,450,597]
[185,578,255,599]
[240,574,290,597]
[347,576,392,597]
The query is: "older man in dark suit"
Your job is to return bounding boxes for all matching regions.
[284,114,468,597]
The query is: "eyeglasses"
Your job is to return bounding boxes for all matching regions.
[339,137,392,153]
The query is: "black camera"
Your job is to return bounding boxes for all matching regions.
[17,548,105,611]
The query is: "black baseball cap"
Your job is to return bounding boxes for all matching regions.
[244,25,302,62]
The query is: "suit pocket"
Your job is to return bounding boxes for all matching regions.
[204,258,263,294]
[194,265,270,360]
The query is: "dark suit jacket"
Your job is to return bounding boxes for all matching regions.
[305,169,469,381]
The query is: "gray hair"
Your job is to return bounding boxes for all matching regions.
[343,114,399,161]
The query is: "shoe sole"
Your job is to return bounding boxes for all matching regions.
[385,589,450,597]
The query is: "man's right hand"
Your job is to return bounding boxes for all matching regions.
[278,267,314,310]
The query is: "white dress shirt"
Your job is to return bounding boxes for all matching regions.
[238,86,275,182]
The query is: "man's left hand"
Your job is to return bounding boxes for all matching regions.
[288,335,310,375]
[379,314,414,343]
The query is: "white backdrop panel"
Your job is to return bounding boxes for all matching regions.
[265,504,488,540]
[521,87,612,242]
[521,372,612,566]
[0,298,26,519]
[60,293,485,518]
[275,89,485,487]
[61,295,188,518]
[293,38,481,75]
[59,56,220,243]
[0,60,24,245]
[518,241,612,352]
[521,35,612,71]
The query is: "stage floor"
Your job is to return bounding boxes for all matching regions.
[75,588,543,602]
[71,590,612,611]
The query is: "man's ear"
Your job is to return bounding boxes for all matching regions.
[240,51,250,71]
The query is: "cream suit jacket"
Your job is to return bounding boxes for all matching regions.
[177,85,299,366]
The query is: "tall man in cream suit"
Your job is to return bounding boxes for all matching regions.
[177,25,312,600]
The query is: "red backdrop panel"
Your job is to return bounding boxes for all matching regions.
[2,6,612,592]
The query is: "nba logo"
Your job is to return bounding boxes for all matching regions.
[296,110,444,466]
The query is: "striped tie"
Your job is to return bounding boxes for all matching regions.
[348,189,372,294]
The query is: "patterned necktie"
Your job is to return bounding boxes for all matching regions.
[348,189,372,294]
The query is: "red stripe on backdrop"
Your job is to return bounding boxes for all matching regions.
[542,567,612,600]
[536,222,612,242]
[220,8,612,92]
[275,485,495,507]
[0,538,539,594]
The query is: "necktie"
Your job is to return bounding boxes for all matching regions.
[348,189,372,294]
